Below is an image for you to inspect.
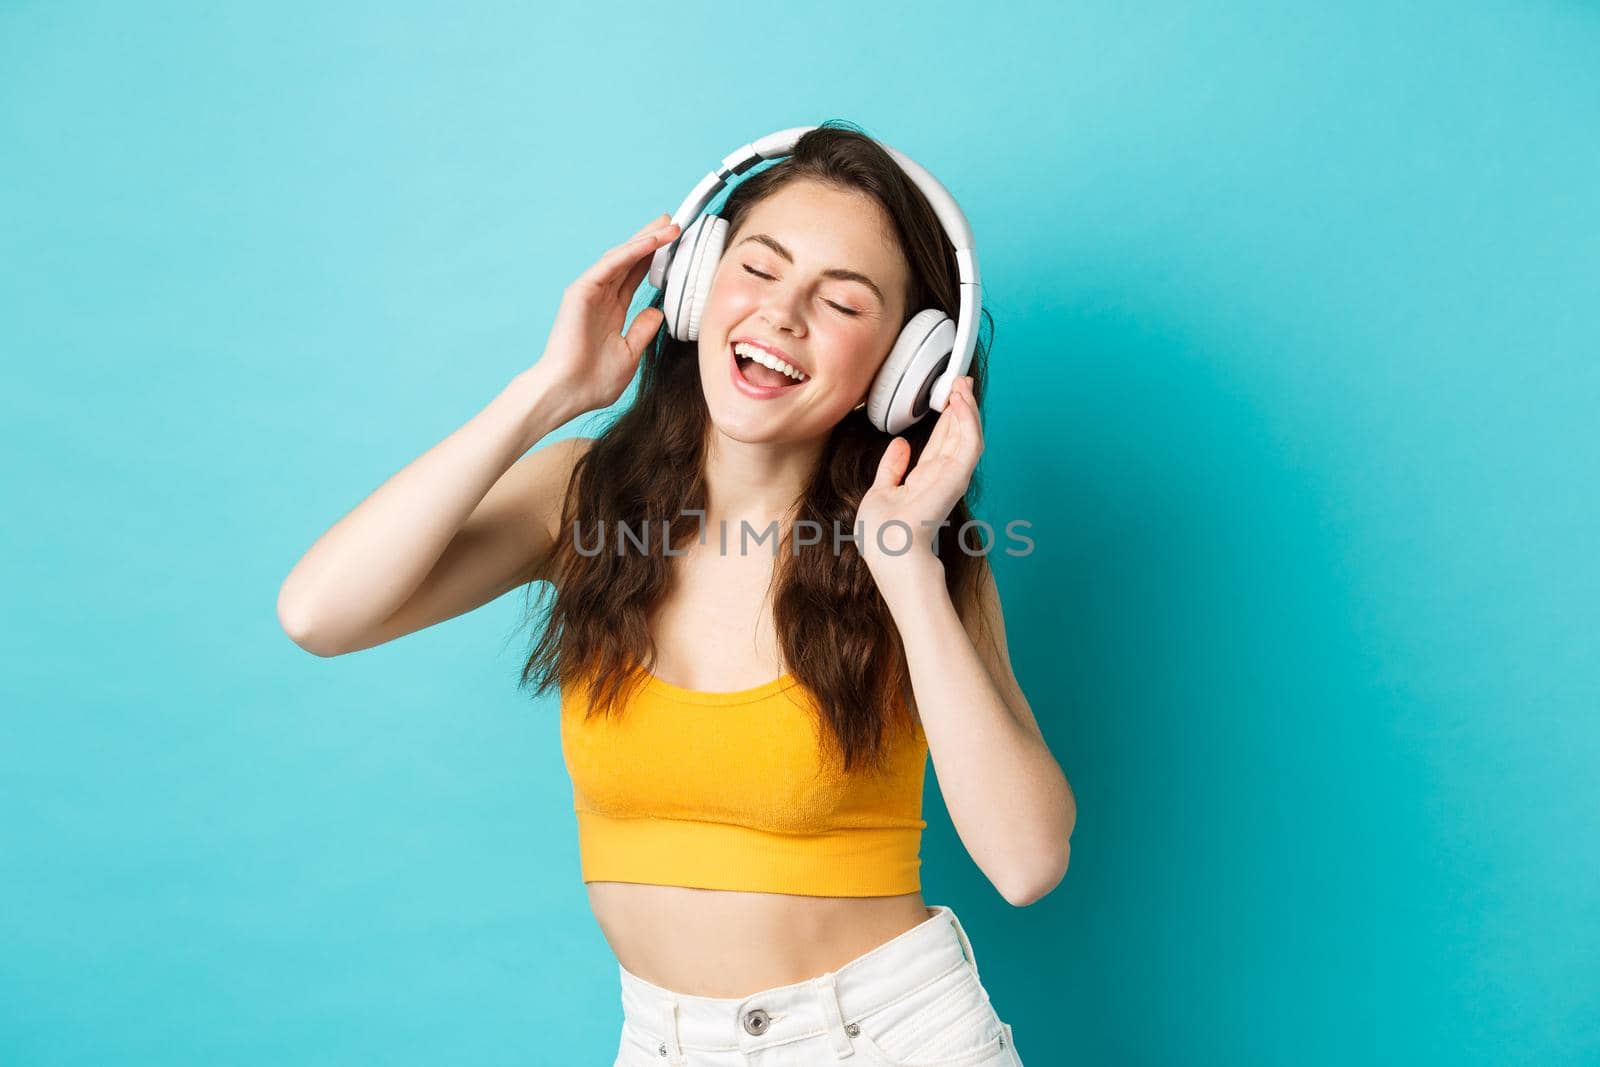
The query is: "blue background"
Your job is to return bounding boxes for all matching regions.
[3,1,1597,1063]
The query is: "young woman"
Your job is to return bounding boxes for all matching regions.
[278,122,1074,1066]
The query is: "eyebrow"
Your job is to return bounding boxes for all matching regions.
[735,233,886,306]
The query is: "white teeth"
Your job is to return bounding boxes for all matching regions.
[733,341,808,382]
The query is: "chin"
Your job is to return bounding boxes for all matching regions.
[703,397,784,441]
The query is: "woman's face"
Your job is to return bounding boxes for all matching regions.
[695,179,911,442]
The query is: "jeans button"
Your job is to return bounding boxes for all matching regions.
[742,1008,771,1035]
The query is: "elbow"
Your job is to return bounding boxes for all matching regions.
[1002,800,1075,908]
[1003,840,1070,908]
[277,590,342,658]
[290,635,342,659]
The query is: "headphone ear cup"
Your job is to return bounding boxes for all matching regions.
[866,308,957,435]
[662,215,705,340]
[663,214,727,341]
[682,215,726,342]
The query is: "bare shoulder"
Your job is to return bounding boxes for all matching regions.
[523,434,597,550]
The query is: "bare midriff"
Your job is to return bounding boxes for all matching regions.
[587,881,937,997]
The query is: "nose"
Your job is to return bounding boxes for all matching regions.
[758,285,807,337]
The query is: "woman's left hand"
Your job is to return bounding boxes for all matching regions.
[854,374,983,584]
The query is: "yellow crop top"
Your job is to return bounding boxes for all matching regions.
[560,667,929,897]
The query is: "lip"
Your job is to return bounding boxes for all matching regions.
[729,341,811,399]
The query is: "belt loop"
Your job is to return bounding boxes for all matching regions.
[660,999,685,1065]
[946,906,980,980]
[811,972,854,1055]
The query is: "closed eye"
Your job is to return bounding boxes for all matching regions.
[742,265,861,316]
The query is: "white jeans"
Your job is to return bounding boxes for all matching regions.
[612,903,1023,1066]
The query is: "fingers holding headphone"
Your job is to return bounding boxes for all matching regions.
[574,215,680,297]
[927,374,980,464]
[946,374,982,465]
[615,220,673,302]
[621,304,666,363]
[630,212,672,240]
[615,214,680,300]
[533,214,678,418]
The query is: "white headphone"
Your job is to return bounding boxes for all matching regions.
[646,126,982,436]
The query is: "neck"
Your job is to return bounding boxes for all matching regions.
[700,424,826,535]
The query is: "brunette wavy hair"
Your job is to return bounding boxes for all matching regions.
[517,120,995,776]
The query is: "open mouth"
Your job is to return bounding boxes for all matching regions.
[729,342,810,396]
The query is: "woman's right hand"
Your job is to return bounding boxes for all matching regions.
[530,213,682,418]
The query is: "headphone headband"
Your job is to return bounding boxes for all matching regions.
[646,125,981,412]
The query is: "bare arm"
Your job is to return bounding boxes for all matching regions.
[275,370,583,657]
[276,211,682,657]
